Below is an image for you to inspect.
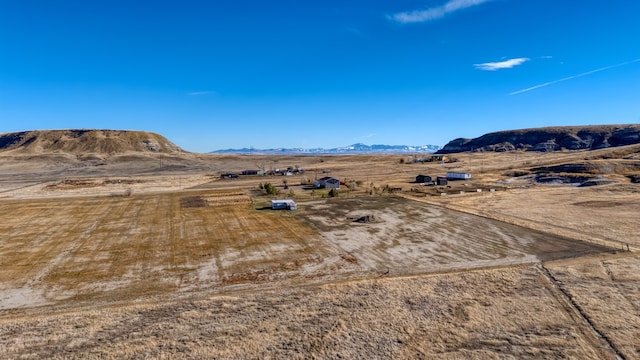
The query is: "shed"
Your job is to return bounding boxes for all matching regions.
[436,176,448,185]
[415,175,432,183]
[271,199,297,210]
[241,170,265,176]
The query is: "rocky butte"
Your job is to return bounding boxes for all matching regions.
[437,124,640,153]
[0,129,185,155]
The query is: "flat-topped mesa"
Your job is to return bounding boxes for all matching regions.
[0,129,186,155]
[437,124,640,154]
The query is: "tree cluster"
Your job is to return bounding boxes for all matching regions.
[258,182,279,196]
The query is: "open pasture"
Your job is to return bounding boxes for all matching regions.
[0,190,354,309]
[545,254,640,358]
[438,185,640,249]
[0,190,610,310]
[0,265,618,359]
[1,147,639,359]
[302,196,611,275]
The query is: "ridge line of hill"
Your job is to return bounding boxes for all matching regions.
[0,129,185,155]
[437,124,640,153]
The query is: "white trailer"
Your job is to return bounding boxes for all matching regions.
[446,172,471,180]
[271,199,297,210]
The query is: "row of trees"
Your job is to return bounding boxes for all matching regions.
[258,179,399,198]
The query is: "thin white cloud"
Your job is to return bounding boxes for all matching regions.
[355,133,376,141]
[390,0,492,24]
[345,26,365,38]
[187,91,216,96]
[509,58,640,95]
[475,57,529,71]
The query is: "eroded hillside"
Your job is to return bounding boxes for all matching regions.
[438,124,640,153]
[0,129,185,155]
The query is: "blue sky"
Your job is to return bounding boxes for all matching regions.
[1,0,639,152]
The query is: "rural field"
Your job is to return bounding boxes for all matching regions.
[1,145,639,358]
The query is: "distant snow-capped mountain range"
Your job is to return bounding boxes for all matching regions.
[210,143,440,154]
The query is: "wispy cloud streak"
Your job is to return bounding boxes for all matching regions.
[509,58,640,95]
[187,91,216,96]
[345,26,366,38]
[355,133,376,141]
[390,0,492,24]
[475,58,529,71]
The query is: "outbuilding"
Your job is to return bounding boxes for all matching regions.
[314,176,340,189]
[241,170,265,176]
[271,199,297,210]
[436,176,448,185]
[415,175,432,183]
[446,172,471,180]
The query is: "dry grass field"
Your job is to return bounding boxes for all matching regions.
[431,186,640,252]
[547,254,640,358]
[0,191,610,312]
[0,190,360,310]
[1,145,639,358]
[0,266,620,359]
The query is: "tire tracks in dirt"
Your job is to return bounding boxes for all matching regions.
[30,199,108,284]
[537,263,625,360]
[601,260,640,314]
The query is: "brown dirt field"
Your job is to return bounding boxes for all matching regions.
[301,196,610,274]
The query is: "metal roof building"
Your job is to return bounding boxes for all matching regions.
[271,199,297,210]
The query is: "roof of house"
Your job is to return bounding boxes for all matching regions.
[317,176,339,182]
[271,199,296,204]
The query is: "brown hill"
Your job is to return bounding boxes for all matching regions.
[438,124,640,154]
[0,129,185,155]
